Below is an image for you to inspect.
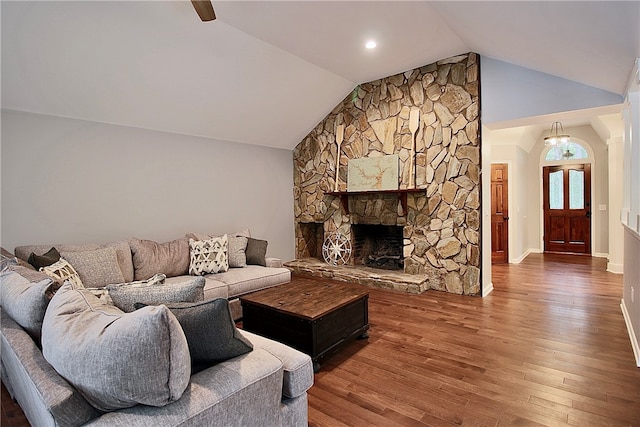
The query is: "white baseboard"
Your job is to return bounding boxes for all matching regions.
[511,248,541,264]
[620,299,640,368]
[482,281,494,297]
[607,262,624,274]
[511,249,611,263]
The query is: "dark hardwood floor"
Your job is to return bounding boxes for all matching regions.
[2,253,639,426]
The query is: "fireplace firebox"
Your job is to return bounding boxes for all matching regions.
[351,224,404,270]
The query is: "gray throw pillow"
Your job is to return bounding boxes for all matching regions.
[136,298,253,373]
[0,267,56,340]
[129,238,190,280]
[245,238,268,266]
[106,276,205,313]
[61,247,126,288]
[41,283,191,412]
[27,247,60,270]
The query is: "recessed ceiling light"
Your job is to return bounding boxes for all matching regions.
[365,40,377,49]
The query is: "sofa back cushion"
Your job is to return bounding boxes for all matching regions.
[60,247,126,288]
[128,238,190,281]
[41,283,191,412]
[14,240,134,283]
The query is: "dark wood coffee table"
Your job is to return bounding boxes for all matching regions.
[240,277,369,371]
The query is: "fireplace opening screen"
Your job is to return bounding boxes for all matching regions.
[352,224,403,270]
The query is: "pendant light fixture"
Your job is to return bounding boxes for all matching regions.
[544,121,570,146]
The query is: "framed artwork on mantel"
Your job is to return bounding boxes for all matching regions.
[347,155,399,192]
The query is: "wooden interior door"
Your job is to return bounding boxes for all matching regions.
[543,164,591,254]
[491,164,509,264]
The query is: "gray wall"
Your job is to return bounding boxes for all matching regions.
[481,57,623,125]
[1,110,295,261]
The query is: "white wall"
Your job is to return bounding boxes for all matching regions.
[608,137,625,273]
[1,110,295,261]
[621,59,640,366]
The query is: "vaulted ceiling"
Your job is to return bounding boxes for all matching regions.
[2,1,638,150]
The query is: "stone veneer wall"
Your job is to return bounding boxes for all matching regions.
[292,53,481,295]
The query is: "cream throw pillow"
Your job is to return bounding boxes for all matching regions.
[189,236,228,275]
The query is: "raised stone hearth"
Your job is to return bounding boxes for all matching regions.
[285,258,429,294]
[292,53,481,296]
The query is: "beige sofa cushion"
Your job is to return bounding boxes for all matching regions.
[61,247,125,288]
[214,266,291,298]
[129,238,190,280]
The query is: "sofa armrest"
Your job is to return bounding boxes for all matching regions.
[85,348,286,427]
[265,257,283,268]
[1,310,101,427]
[240,330,314,399]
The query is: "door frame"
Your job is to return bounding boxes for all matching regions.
[538,139,595,254]
[542,163,592,254]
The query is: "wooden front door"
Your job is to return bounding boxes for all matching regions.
[543,164,591,254]
[491,164,509,264]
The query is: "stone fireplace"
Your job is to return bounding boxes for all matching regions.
[288,53,482,296]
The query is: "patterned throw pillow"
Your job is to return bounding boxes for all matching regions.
[40,258,83,288]
[186,232,248,268]
[189,236,229,275]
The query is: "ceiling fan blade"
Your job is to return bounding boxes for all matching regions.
[191,1,216,22]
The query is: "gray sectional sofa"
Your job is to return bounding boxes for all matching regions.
[13,234,292,321]
[1,234,313,426]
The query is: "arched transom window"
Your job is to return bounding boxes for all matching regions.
[545,141,589,162]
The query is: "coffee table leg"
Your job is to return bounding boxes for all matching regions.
[313,359,321,373]
[358,325,370,339]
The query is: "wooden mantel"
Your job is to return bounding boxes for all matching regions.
[326,189,425,216]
